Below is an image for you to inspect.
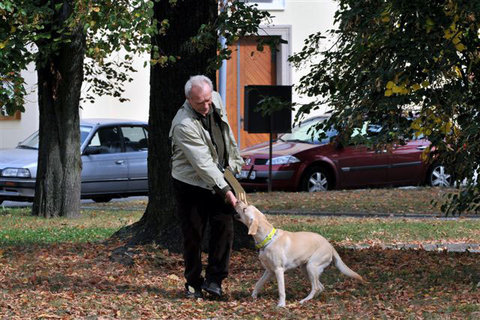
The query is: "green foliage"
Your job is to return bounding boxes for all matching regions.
[148,1,273,70]
[189,0,283,71]
[2,0,276,109]
[290,0,480,214]
[0,0,154,110]
[0,0,46,114]
[81,0,154,103]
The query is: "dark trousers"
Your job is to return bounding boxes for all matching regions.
[173,178,234,288]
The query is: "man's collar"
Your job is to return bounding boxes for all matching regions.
[186,101,213,119]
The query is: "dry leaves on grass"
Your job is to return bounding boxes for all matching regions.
[79,188,456,215]
[0,242,479,319]
[248,188,454,214]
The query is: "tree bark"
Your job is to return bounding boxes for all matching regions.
[113,0,253,252]
[32,2,85,218]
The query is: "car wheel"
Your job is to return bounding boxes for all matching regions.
[427,164,452,187]
[301,166,332,192]
[92,196,113,203]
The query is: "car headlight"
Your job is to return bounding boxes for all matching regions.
[266,156,300,165]
[1,168,31,178]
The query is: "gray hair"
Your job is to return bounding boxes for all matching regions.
[184,75,213,98]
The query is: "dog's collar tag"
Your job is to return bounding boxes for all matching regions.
[255,227,277,250]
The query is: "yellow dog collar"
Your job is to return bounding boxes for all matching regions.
[255,228,277,250]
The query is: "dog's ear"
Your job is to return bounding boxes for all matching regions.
[248,217,259,235]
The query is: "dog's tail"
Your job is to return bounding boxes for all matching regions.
[332,248,364,282]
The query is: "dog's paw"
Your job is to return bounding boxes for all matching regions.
[276,301,286,308]
[251,292,258,300]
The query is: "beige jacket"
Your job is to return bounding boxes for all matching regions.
[169,91,244,192]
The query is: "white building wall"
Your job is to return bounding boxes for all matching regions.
[79,52,150,122]
[270,0,336,116]
[0,64,39,149]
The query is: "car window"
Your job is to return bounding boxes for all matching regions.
[351,122,382,137]
[280,118,337,145]
[87,127,123,154]
[18,132,40,149]
[18,125,92,150]
[80,126,92,143]
[121,126,148,152]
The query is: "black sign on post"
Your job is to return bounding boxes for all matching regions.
[244,85,292,134]
[244,85,292,192]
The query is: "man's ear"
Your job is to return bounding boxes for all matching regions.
[248,217,259,235]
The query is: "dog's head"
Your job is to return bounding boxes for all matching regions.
[234,200,262,235]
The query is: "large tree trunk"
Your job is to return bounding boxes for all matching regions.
[32,2,85,218]
[113,0,252,252]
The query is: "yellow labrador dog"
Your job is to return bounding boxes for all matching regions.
[234,201,363,307]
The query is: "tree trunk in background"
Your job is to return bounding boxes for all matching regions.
[114,0,253,252]
[32,4,85,218]
[146,0,217,246]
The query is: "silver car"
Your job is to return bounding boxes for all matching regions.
[0,119,149,204]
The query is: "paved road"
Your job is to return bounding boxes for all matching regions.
[1,196,148,208]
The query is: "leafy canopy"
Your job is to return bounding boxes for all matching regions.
[151,0,276,71]
[1,0,276,110]
[0,0,154,110]
[290,0,480,214]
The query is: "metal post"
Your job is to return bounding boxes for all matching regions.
[268,115,273,192]
[218,0,227,106]
[218,37,227,106]
[268,132,273,193]
[236,41,241,148]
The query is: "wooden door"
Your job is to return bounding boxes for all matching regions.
[223,37,277,150]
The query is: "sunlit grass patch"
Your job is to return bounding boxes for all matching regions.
[2,204,480,247]
[268,215,480,245]
[0,207,143,246]
[0,227,117,245]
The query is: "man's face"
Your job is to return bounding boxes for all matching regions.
[188,83,212,117]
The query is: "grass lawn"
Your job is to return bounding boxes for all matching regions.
[0,187,479,318]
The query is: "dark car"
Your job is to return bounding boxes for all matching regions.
[0,119,149,204]
[238,116,451,192]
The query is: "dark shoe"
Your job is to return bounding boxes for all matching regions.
[201,281,222,297]
[185,284,203,299]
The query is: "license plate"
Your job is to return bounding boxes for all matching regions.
[237,170,256,180]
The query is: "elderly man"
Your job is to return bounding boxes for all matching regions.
[169,75,244,299]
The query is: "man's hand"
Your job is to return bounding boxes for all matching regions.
[225,190,237,207]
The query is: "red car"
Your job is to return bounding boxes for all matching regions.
[238,117,451,192]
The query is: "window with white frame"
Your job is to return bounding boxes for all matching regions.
[244,0,285,11]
